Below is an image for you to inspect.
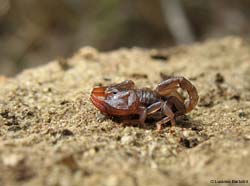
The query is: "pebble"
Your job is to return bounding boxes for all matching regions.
[78,46,99,60]
[2,153,24,166]
[121,135,134,145]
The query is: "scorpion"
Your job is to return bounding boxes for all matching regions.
[90,76,198,131]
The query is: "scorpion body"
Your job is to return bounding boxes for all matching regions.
[135,89,160,106]
[90,76,198,131]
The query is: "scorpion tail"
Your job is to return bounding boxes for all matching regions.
[156,76,199,113]
[179,77,199,113]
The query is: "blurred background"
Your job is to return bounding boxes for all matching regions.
[0,0,250,76]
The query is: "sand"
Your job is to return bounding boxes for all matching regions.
[0,37,250,186]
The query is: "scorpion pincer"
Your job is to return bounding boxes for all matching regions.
[90,76,198,131]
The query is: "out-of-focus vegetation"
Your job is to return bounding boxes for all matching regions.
[0,0,250,76]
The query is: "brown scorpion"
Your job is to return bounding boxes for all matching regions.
[90,76,198,131]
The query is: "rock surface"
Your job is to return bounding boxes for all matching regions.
[0,37,250,186]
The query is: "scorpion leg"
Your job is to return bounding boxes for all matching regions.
[123,102,164,128]
[156,76,198,113]
[145,101,164,121]
[167,96,186,117]
[146,101,163,115]
[121,106,147,128]
[156,97,186,131]
[138,106,147,127]
[156,102,175,131]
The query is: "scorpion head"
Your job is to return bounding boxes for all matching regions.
[90,80,139,116]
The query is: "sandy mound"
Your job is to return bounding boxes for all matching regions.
[0,37,250,186]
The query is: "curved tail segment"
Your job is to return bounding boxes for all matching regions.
[155,76,199,113]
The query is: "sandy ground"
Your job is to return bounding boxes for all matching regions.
[0,37,250,186]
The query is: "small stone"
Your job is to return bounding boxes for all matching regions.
[183,130,196,137]
[215,73,224,84]
[61,129,74,136]
[58,155,78,172]
[96,113,107,122]
[244,134,250,140]
[88,148,97,156]
[57,57,71,70]
[2,154,24,166]
[105,176,119,186]
[8,125,21,132]
[180,137,199,148]
[121,135,134,145]
[78,46,98,60]
[238,110,246,118]
[183,130,191,137]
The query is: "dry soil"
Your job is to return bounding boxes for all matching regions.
[0,37,250,186]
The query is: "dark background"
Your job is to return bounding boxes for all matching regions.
[1,0,250,76]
